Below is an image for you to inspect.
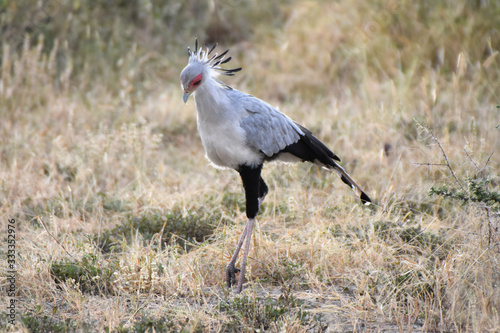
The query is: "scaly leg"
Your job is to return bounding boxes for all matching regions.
[226,222,249,288]
[236,218,255,293]
[226,190,266,289]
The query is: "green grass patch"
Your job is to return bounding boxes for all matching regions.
[112,314,204,333]
[93,207,230,253]
[50,253,117,294]
[217,291,323,332]
[21,306,94,333]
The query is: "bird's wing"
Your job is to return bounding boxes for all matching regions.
[234,92,371,205]
[238,95,304,157]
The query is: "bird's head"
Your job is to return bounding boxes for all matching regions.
[180,39,242,103]
[180,61,206,103]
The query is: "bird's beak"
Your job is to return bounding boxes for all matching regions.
[183,91,192,104]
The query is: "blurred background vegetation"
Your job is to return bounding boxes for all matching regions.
[2,0,498,97]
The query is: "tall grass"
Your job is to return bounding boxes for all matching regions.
[1,0,499,331]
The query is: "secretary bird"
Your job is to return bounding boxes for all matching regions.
[180,40,371,293]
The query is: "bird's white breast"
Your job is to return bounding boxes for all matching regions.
[193,81,262,169]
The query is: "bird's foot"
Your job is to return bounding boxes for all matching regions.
[226,264,240,288]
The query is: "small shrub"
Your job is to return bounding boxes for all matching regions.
[217,291,320,332]
[110,208,228,251]
[50,253,116,294]
[112,315,204,333]
[430,177,500,212]
[21,305,94,333]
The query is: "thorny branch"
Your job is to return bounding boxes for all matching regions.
[483,151,494,170]
[414,119,465,192]
[464,147,480,171]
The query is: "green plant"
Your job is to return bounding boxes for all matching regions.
[21,305,94,333]
[217,291,323,332]
[108,207,229,251]
[50,253,117,294]
[112,315,204,333]
[430,177,500,212]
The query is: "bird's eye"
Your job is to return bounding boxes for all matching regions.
[189,73,203,89]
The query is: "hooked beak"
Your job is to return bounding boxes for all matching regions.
[183,91,192,104]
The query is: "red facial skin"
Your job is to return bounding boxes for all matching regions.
[188,74,203,91]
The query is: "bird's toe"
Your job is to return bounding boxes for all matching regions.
[226,264,240,288]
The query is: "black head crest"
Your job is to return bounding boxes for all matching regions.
[187,39,242,77]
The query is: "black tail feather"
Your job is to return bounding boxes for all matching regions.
[340,175,351,186]
[360,192,371,205]
[276,125,370,205]
[341,174,372,204]
[279,124,340,165]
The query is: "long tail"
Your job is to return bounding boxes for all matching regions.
[279,123,372,205]
[327,162,371,205]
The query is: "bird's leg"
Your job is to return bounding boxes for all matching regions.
[226,223,248,288]
[236,218,255,293]
[227,164,262,293]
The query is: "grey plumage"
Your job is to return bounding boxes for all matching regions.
[239,95,303,157]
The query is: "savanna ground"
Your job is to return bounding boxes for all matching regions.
[1,0,499,332]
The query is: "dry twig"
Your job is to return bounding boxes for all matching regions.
[414,119,465,192]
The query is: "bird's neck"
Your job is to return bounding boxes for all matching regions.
[194,76,231,119]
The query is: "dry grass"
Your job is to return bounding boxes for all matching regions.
[1,0,499,332]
